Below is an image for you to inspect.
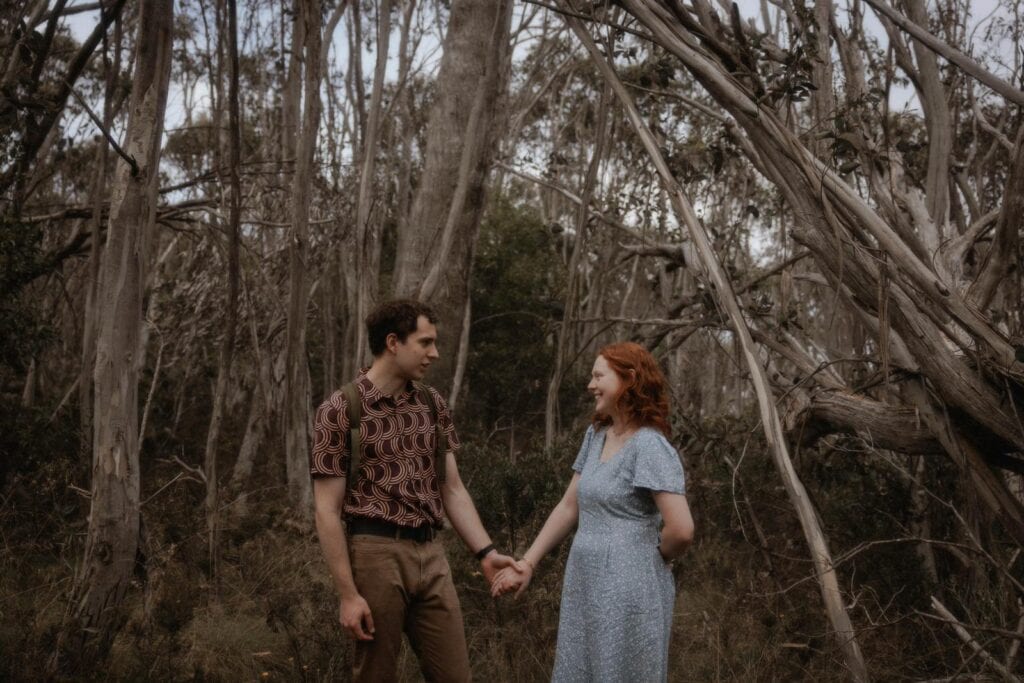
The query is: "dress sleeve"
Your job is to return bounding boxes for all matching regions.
[571,425,595,473]
[310,391,349,478]
[631,430,686,494]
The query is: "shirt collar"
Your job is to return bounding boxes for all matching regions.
[357,368,417,407]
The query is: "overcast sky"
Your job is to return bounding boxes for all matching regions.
[61,1,1018,139]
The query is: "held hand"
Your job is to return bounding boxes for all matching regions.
[339,594,375,641]
[480,550,515,584]
[491,559,533,598]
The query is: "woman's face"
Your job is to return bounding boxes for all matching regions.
[588,355,624,417]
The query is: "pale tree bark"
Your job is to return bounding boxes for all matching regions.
[904,0,952,246]
[393,0,514,391]
[969,127,1024,309]
[809,0,835,157]
[544,83,610,451]
[284,0,322,512]
[352,0,393,370]
[55,0,173,671]
[317,0,351,394]
[202,0,243,584]
[612,0,1024,531]
[79,19,122,455]
[860,0,1024,107]
[561,6,869,680]
[394,0,419,234]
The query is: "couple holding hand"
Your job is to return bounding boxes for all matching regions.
[312,300,693,683]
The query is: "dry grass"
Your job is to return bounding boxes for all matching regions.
[1,424,1017,681]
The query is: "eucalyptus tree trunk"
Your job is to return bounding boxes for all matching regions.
[283,0,322,512]
[612,0,1024,528]
[561,8,869,680]
[202,0,243,581]
[352,0,393,370]
[57,0,173,669]
[79,14,122,455]
[393,0,514,391]
[544,84,610,451]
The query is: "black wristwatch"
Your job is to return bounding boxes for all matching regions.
[474,543,496,561]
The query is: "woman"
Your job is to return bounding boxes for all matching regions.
[492,342,694,682]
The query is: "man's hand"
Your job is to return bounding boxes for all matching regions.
[339,594,375,641]
[479,550,515,584]
[491,560,533,598]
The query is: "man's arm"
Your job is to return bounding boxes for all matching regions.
[312,477,374,640]
[439,451,515,581]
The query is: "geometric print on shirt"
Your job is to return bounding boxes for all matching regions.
[310,372,460,528]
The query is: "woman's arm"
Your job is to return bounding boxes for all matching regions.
[653,491,694,559]
[522,472,582,566]
[492,473,582,596]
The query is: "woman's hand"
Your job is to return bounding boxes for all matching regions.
[490,559,534,597]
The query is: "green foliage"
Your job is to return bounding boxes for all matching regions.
[0,215,53,374]
[465,197,564,431]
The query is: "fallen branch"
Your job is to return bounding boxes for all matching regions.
[930,596,1022,683]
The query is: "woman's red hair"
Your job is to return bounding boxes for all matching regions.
[592,342,671,436]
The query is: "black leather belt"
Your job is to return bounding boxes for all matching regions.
[347,517,437,543]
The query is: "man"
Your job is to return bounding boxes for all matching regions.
[311,299,514,682]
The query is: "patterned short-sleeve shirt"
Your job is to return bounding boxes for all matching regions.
[310,372,460,528]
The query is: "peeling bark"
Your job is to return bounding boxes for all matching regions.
[56,0,173,670]
[393,0,514,390]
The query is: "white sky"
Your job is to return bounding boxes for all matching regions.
[63,0,1019,126]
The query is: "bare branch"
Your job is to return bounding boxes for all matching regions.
[861,0,1024,107]
[65,81,138,176]
[930,597,1022,683]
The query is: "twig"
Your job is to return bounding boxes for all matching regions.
[68,484,91,499]
[496,162,646,240]
[47,376,80,424]
[171,454,207,484]
[141,472,186,507]
[1006,605,1024,668]
[65,81,138,176]
[930,596,1022,682]
[137,334,164,447]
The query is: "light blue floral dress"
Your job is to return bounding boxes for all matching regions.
[552,425,687,683]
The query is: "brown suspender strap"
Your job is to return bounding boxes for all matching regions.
[340,382,361,500]
[341,381,448,499]
[414,381,448,484]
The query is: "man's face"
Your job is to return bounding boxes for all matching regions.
[390,315,440,380]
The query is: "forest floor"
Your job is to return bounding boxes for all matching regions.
[0,409,968,681]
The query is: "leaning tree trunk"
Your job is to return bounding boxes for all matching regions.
[559,11,870,680]
[283,0,321,512]
[56,0,173,671]
[392,0,514,391]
